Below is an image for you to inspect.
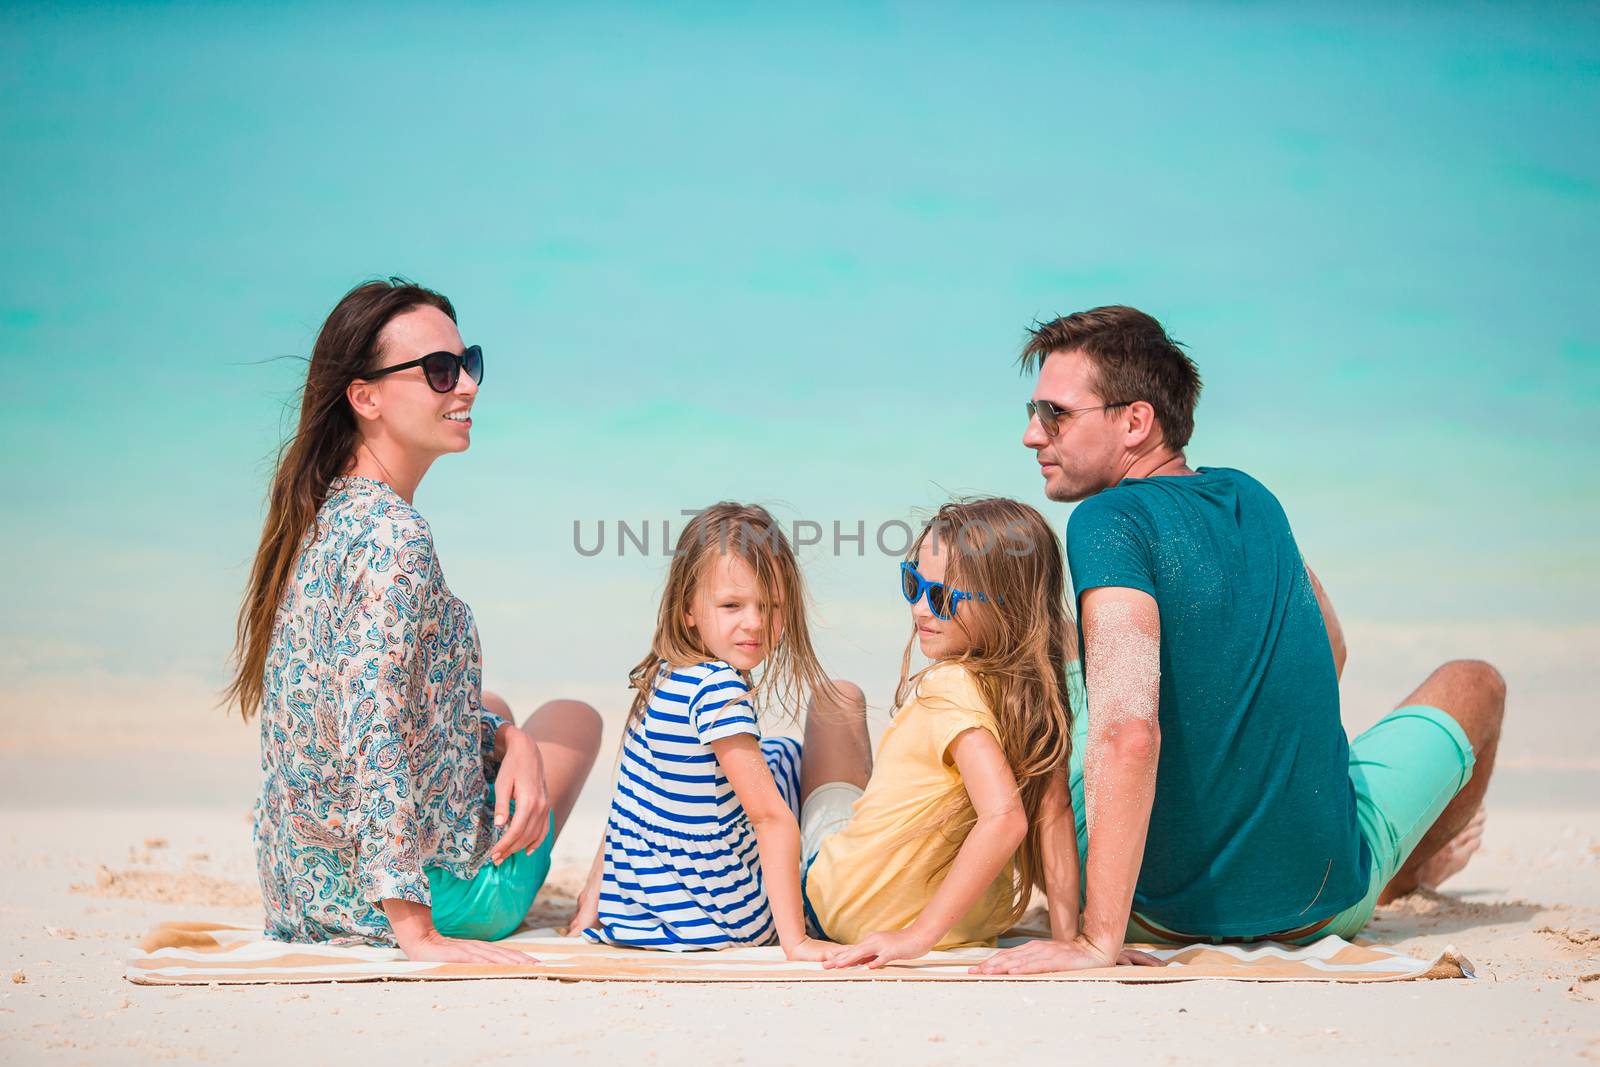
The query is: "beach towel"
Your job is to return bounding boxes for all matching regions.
[126,922,1474,985]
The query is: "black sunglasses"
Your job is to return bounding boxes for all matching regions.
[361,345,484,393]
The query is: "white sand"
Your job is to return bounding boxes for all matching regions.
[2,634,1598,1065]
[2,806,1596,1065]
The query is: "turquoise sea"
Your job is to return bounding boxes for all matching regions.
[1,4,1595,772]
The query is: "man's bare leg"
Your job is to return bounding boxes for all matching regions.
[1376,659,1506,904]
[800,680,871,805]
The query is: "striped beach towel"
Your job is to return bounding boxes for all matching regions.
[126,923,1474,985]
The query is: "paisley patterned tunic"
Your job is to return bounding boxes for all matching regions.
[252,475,507,945]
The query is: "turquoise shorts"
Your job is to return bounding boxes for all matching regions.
[1069,703,1476,944]
[424,800,554,942]
[1314,705,1476,939]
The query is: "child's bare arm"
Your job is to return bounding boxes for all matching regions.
[826,727,1026,969]
[709,734,831,960]
[566,833,607,936]
[1037,767,1081,941]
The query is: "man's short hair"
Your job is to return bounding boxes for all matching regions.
[1019,305,1202,449]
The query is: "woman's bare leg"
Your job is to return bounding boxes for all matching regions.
[800,680,872,804]
[483,692,603,841]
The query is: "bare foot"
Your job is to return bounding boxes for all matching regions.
[1416,805,1486,890]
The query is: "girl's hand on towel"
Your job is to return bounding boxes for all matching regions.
[969,935,1165,975]
[823,929,934,970]
[490,725,550,865]
[783,936,843,963]
[567,887,600,938]
[566,837,606,937]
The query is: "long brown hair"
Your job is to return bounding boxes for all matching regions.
[626,503,830,731]
[223,278,456,720]
[894,497,1076,923]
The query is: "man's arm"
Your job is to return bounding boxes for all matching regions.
[1076,586,1162,957]
[974,585,1161,974]
[1305,564,1347,679]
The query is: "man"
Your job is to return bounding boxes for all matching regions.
[978,306,1504,973]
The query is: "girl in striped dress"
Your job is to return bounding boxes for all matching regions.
[571,503,856,957]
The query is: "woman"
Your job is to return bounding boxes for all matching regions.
[226,278,601,964]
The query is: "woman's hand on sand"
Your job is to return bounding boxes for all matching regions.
[783,936,844,963]
[970,935,1165,975]
[383,898,537,966]
[400,928,539,967]
[489,725,550,864]
[823,929,934,970]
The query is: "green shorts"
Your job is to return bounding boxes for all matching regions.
[1314,705,1476,939]
[424,807,554,942]
[1069,702,1476,944]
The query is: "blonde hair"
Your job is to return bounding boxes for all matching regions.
[894,497,1077,923]
[626,502,829,729]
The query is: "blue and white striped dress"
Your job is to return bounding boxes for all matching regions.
[584,660,802,950]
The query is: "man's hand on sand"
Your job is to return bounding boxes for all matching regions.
[971,935,1165,975]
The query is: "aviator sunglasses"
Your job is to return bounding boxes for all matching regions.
[899,561,1002,621]
[1025,397,1130,437]
[360,345,485,393]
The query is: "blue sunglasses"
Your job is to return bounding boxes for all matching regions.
[899,562,1002,621]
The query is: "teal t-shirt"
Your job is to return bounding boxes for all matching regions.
[1066,467,1369,936]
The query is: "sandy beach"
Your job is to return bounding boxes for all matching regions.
[4,1,1596,1061]
[2,629,1597,1066]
